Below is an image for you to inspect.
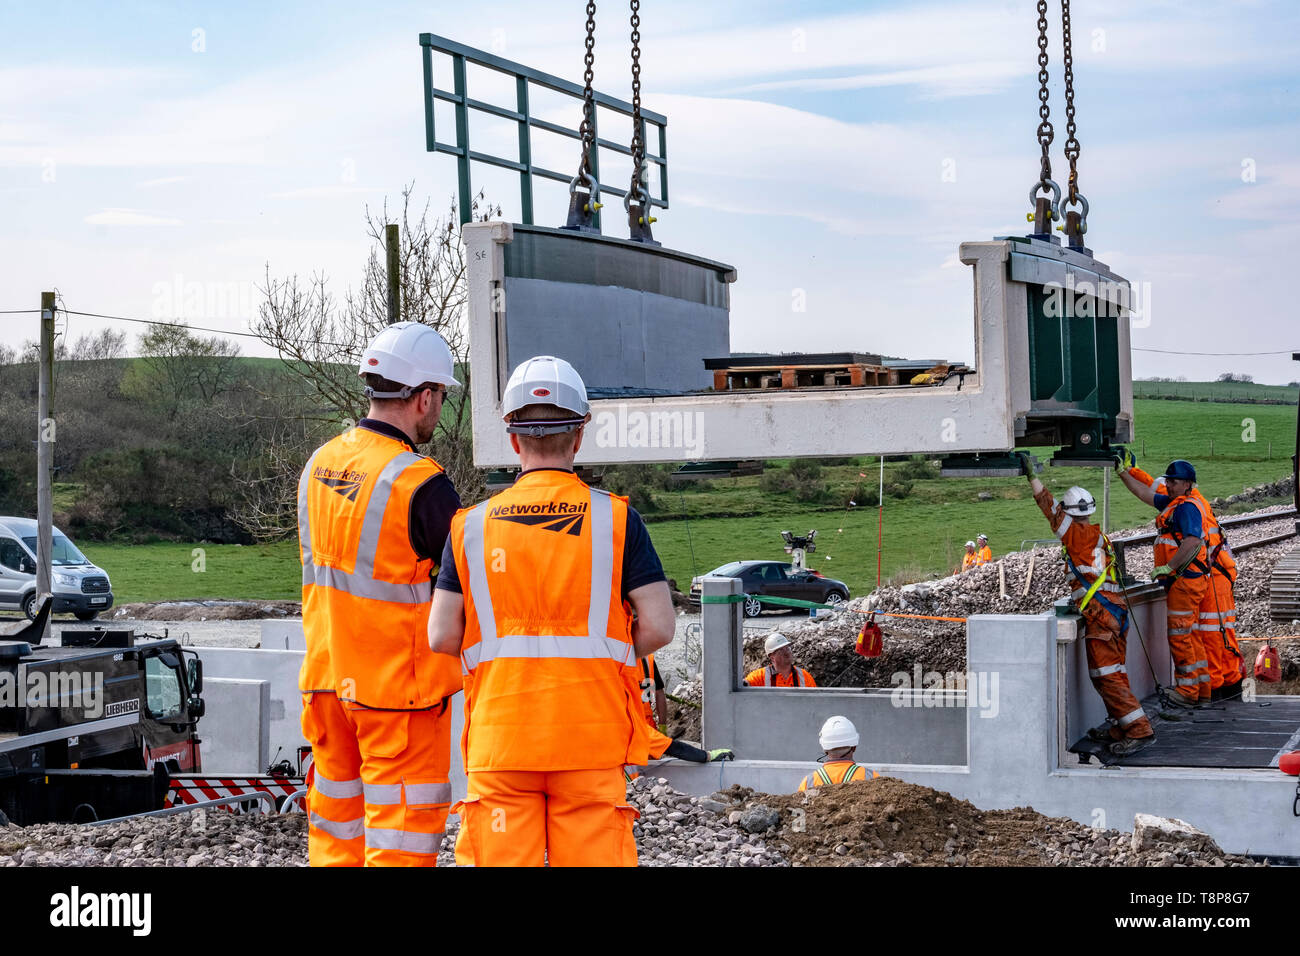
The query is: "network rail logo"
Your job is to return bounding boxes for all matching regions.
[312,465,368,502]
[489,501,588,536]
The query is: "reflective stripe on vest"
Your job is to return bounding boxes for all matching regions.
[299,449,430,604]
[460,489,623,672]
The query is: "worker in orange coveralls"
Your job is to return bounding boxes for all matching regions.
[1120,450,1243,700]
[1117,457,1213,705]
[1022,454,1155,756]
[428,356,675,867]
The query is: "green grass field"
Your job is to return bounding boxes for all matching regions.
[642,398,1298,595]
[74,397,1297,604]
[1133,379,1298,404]
[76,541,301,605]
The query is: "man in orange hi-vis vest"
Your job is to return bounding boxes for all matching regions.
[1117,458,1213,706]
[428,356,676,867]
[1021,456,1154,755]
[1120,450,1243,701]
[797,716,880,792]
[298,322,465,866]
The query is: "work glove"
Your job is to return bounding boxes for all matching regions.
[1114,445,1135,473]
[708,748,736,762]
[1017,452,1034,477]
[1152,564,1174,578]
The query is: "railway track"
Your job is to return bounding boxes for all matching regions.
[1112,507,1297,555]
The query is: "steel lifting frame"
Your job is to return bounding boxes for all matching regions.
[420,33,669,228]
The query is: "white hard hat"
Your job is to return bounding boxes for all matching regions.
[965,540,976,548]
[764,632,791,656]
[358,321,459,396]
[819,715,859,751]
[1062,486,1097,516]
[977,533,988,541]
[502,355,590,436]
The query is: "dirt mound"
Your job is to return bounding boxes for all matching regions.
[110,599,301,621]
[712,778,1262,867]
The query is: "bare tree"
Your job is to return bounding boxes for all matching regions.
[134,322,241,419]
[70,328,128,361]
[252,184,497,519]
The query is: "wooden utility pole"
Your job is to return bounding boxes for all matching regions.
[37,292,55,628]
[385,224,401,324]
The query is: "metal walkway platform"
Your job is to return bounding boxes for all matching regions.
[1071,695,1300,769]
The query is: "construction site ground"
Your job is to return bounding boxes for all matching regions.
[0,776,1264,868]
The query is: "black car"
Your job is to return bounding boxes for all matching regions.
[688,560,850,617]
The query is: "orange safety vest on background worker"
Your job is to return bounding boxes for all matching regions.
[962,550,980,571]
[745,665,817,687]
[1033,486,1152,741]
[298,426,462,866]
[797,760,879,792]
[977,544,993,563]
[1153,491,1212,702]
[1129,467,1241,689]
[450,469,648,867]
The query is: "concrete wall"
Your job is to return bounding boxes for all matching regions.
[260,620,304,651]
[700,576,968,764]
[194,648,305,774]
[200,678,270,773]
[657,607,1300,857]
[504,277,729,395]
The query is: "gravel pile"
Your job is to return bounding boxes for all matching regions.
[626,776,786,866]
[0,807,307,867]
[711,778,1264,868]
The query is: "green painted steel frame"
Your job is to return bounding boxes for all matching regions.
[420,32,669,228]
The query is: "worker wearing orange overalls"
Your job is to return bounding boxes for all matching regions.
[1117,458,1213,705]
[1122,453,1243,700]
[298,322,465,866]
[1023,456,1155,755]
[797,716,880,791]
[976,534,993,564]
[961,541,981,572]
[744,632,817,686]
[428,356,676,867]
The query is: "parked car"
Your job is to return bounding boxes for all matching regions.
[689,560,850,617]
[0,517,114,621]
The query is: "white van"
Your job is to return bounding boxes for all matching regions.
[0,517,114,620]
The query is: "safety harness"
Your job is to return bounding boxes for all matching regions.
[1062,535,1128,637]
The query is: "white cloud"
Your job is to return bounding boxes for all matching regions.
[137,175,190,187]
[83,207,182,226]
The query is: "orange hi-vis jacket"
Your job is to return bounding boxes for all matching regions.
[1130,468,1236,582]
[744,666,816,687]
[1033,487,1126,612]
[978,545,993,563]
[451,469,650,773]
[1154,494,1210,578]
[962,551,980,571]
[298,426,461,709]
[797,760,878,792]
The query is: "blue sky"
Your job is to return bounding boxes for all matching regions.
[3,0,1299,383]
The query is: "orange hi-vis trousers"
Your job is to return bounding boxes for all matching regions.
[301,692,452,867]
[1166,576,1211,702]
[454,768,639,867]
[1197,572,1242,689]
[1081,603,1153,739]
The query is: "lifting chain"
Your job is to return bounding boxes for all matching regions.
[573,1,599,197]
[1028,0,1061,228]
[1059,0,1088,239]
[564,1,601,230]
[627,0,645,207]
[1034,0,1054,190]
